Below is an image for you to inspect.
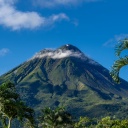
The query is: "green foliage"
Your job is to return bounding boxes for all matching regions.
[74,116,96,128]
[39,107,73,128]
[96,116,128,128]
[115,39,128,56]
[110,39,128,83]
[96,116,118,128]
[0,82,35,128]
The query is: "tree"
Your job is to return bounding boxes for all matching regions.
[110,39,128,83]
[96,116,116,128]
[96,116,128,128]
[0,82,35,128]
[40,107,73,128]
[74,116,96,128]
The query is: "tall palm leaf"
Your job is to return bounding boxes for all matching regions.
[110,39,128,83]
[115,39,128,56]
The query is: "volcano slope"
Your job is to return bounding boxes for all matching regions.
[1,44,128,118]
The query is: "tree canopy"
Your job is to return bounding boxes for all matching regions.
[40,107,72,128]
[0,82,35,128]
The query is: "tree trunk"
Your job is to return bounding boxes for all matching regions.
[8,118,12,128]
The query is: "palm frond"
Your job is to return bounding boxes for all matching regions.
[110,56,128,83]
[115,39,128,56]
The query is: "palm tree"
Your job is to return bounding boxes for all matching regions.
[110,39,128,83]
[0,82,35,128]
[40,107,73,128]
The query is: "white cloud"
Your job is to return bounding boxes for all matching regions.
[44,13,69,26]
[33,0,101,8]
[103,34,128,47]
[0,48,9,56]
[31,49,83,60]
[30,48,100,66]
[0,0,69,30]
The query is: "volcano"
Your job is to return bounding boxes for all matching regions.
[1,44,128,118]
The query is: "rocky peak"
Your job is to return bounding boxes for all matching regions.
[58,44,82,53]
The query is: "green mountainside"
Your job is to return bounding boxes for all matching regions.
[1,44,128,119]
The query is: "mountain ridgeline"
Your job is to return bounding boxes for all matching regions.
[1,44,128,118]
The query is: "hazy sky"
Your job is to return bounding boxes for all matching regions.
[0,0,128,81]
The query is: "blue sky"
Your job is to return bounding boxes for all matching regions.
[0,0,128,81]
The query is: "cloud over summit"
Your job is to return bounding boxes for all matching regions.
[30,48,100,66]
[31,49,83,60]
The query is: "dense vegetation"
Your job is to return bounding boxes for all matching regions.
[0,82,128,128]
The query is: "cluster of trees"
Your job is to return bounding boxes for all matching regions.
[40,112,128,128]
